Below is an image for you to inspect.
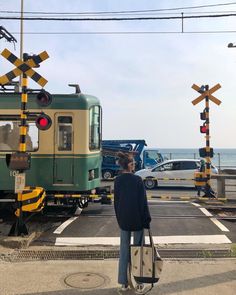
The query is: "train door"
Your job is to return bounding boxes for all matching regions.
[53,114,74,185]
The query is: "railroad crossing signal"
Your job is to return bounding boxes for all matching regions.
[191,83,222,199]
[0,48,49,236]
[191,83,222,106]
[0,48,49,87]
[36,114,52,130]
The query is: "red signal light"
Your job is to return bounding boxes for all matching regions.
[36,114,52,130]
[38,117,48,127]
[200,125,207,133]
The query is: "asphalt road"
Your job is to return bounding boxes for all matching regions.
[1,184,235,246]
[31,197,236,247]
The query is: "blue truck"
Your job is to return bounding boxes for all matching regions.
[102,140,163,179]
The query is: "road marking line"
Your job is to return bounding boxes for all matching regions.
[209,218,229,232]
[199,207,213,217]
[191,202,201,207]
[55,234,231,246]
[196,205,230,232]
[53,216,78,235]
[149,200,190,204]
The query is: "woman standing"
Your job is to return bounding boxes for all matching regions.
[114,152,151,293]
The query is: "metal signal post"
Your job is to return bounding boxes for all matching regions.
[192,83,222,198]
[0,49,49,235]
[10,55,29,235]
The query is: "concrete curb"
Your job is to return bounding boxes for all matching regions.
[1,244,235,262]
[0,232,36,249]
[0,231,235,260]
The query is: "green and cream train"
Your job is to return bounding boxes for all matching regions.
[0,85,102,203]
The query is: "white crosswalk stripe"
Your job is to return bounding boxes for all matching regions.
[55,235,231,246]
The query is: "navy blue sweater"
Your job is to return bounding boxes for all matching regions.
[114,173,151,231]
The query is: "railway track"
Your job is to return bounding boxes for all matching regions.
[1,201,236,220]
[1,199,235,242]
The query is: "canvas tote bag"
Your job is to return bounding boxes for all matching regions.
[130,229,163,285]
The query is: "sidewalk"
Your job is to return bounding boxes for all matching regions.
[0,258,235,295]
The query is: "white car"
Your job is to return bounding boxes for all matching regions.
[135,159,218,189]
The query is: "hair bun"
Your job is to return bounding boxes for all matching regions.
[117,151,133,170]
[117,151,126,158]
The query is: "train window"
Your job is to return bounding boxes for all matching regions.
[58,117,72,124]
[58,116,73,151]
[0,121,38,151]
[89,106,101,150]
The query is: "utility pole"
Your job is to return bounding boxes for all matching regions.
[19,0,24,90]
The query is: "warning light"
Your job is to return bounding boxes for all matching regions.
[199,147,214,158]
[36,90,52,107]
[36,114,52,130]
[200,112,206,120]
[198,85,205,94]
[200,124,207,133]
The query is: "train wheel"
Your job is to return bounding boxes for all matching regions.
[102,170,113,180]
[78,199,89,209]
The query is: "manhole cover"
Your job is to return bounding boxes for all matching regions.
[64,272,107,289]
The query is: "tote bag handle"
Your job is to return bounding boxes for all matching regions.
[141,228,154,248]
[139,228,156,294]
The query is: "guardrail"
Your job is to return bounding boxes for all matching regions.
[161,152,236,170]
[211,174,236,198]
[143,177,194,181]
[102,177,194,181]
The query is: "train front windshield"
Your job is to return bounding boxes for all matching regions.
[0,120,38,151]
[89,106,101,151]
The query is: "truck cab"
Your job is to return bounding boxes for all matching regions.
[101,140,163,179]
[142,149,163,169]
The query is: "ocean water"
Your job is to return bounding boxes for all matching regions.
[158,148,236,169]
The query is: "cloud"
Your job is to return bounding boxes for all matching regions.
[0,0,236,147]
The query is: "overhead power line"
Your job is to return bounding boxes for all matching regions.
[1,13,236,21]
[11,30,236,35]
[1,1,236,15]
[2,10,236,17]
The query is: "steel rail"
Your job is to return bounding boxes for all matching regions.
[3,209,235,220]
[5,214,236,221]
[80,214,236,220]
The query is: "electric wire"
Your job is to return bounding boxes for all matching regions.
[1,13,236,21]
[2,11,236,17]
[1,1,236,15]
[10,30,236,35]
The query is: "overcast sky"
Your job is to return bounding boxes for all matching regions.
[0,0,236,148]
